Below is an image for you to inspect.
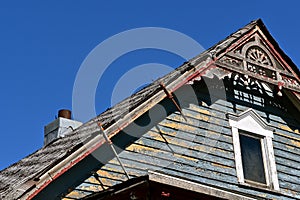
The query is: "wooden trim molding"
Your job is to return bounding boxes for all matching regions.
[148,171,256,200]
[228,109,280,191]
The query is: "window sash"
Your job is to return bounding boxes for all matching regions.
[239,132,266,184]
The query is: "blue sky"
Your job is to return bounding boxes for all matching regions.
[0,1,299,170]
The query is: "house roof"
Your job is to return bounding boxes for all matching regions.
[0,19,299,199]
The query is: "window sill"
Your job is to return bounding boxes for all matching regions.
[238,182,281,195]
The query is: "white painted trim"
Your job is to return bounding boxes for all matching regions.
[228,109,280,191]
[229,119,274,138]
[266,137,280,190]
[148,171,256,200]
[260,138,270,186]
[231,127,244,183]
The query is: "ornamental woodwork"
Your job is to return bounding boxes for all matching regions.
[246,46,272,66]
[217,33,300,93]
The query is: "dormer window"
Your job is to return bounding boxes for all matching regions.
[228,109,280,190]
[239,132,266,185]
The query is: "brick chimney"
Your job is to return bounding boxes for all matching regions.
[44,109,82,145]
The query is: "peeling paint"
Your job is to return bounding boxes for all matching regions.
[189,104,211,115]
[167,138,189,147]
[155,127,177,136]
[174,154,198,162]
[211,163,230,169]
[97,170,126,182]
[79,184,103,193]
[194,145,210,152]
[291,140,300,148]
[147,131,166,142]
[126,141,158,153]
[275,131,300,142]
[258,193,268,198]
[160,121,197,131]
[87,177,100,184]
[206,130,222,138]
[65,190,86,198]
[108,158,119,165]
[101,166,124,174]
[168,114,189,122]
[285,145,295,150]
[279,125,299,134]
[167,111,211,123]
[184,112,210,122]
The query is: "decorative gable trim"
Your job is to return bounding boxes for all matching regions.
[214,23,300,95]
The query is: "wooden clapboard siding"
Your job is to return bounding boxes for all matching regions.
[64,86,300,199]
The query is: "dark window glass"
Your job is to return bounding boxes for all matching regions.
[239,133,266,184]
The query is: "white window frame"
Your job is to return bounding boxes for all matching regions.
[228,109,279,191]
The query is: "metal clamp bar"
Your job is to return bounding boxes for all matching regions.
[93,172,106,190]
[159,82,187,121]
[98,123,131,179]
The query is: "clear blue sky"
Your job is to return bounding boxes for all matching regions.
[0,1,299,170]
